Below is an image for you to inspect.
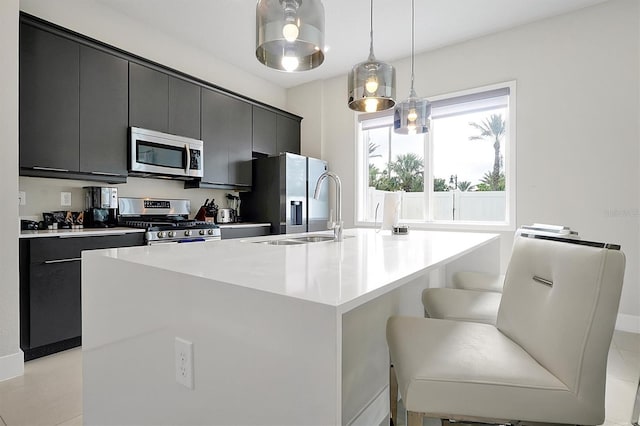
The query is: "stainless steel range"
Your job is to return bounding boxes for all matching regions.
[118,197,221,244]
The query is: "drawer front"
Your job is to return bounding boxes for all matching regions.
[220,226,271,240]
[30,237,84,263]
[29,233,144,263]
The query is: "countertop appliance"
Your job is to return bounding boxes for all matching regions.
[217,208,235,224]
[84,186,118,228]
[118,197,220,244]
[240,153,329,234]
[129,127,203,179]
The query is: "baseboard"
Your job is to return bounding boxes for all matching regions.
[616,313,640,334]
[348,385,389,426]
[0,349,24,382]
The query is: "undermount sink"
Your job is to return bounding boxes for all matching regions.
[252,235,352,246]
[258,239,305,246]
[252,234,353,246]
[289,235,336,243]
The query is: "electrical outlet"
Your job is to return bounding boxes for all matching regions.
[61,192,72,206]
[18,191,26,206]
[175,337,194,389]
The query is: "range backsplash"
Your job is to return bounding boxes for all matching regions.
[18,176,235,222]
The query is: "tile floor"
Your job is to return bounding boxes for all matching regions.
[0,331,638,426]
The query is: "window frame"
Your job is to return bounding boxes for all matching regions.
[355,81,517,232]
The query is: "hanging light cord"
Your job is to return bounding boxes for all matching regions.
[368,0,375,60]
[410,0,415,93]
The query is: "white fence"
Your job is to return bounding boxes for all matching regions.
[366,188,506,222]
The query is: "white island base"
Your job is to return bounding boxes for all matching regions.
[82,229,499,425]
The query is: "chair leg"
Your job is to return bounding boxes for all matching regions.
[390,364,398,425]
[407,411,423,426]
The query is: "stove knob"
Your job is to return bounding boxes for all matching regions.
[157,231,165,238]
[184,230,192,237]
[199,229,206,236]
[168,231,176,238]
[208,229,214,235]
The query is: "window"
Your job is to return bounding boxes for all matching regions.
[356,82,516,230]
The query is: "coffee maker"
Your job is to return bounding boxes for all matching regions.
[84,186,118,227]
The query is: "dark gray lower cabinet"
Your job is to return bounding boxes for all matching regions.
[20,233,145,360]
[220,226,270,240]
[29,260,81,348]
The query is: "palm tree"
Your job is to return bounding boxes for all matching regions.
[457,181,474,192]
[476,171,505,191]
[469,114,505,184]
[389,153,424,192]
[368,142,381,158]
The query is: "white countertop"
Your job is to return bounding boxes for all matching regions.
[86,228,498,311]
[20,227,145,239]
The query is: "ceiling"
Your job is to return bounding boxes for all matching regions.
[96,0,609,89]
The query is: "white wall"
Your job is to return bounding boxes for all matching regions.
[287,0,640,329]
[0,0,24,381]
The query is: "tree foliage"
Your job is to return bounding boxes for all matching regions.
[469,114,506,191]
[433,178,448,192]
[457,181,474,192]
[369,153,424,192]
[476,171,505,191]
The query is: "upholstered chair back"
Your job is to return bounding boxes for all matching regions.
[497,237,625,416]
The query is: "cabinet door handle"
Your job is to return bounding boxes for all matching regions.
[185,143,191,175]
[33,166,70,172]
[44,257,82,264]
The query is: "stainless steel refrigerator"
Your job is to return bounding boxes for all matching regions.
[240,153,329,234]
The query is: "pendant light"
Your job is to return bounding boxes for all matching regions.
[348,0,396,112]
[256,0,325,72]
[394,0,430,134]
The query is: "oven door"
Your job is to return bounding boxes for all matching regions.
[130,127,203,178]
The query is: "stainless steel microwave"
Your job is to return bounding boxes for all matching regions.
[129,127,203,178]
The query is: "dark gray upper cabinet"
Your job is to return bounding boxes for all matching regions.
[79,46,129,176]
[252,106,277,156]
[19,24,80,172]
[228,100,253,185]
[129,62,201,139]
[129,62,169,133]
[201,88,252,186]
[169,76,201,140]
[277,115,301,155]
[19,14,300,187]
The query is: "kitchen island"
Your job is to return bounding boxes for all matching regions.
[81,228,499,425]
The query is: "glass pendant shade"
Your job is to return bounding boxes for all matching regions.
[348,57,396,112]
[394,0,430,134]
[347,0,396,112]
[256,0,325,72]
[394,89,431,135]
